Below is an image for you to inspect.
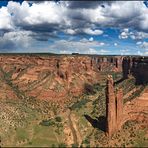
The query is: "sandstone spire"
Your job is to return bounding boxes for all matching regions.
[116,88,123,130]
[106,75,116,137]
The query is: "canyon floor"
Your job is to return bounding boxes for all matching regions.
[0,55,148,147]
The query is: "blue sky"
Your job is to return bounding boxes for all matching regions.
[0,0,148,55]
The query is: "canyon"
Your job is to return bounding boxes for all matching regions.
[0,55,123,102]
[0,54,147,102]
[0,54,147,147]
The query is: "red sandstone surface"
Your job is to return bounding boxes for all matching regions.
[123,88,148,124]
[106,75,148,137]
[0,55,122,101]
[0,54,148,142]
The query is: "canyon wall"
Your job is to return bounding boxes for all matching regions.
[122,56,148,84]
[0,54,147,102]
[0,55,122,102]
[131,57,148,84]
[106,56,148,137]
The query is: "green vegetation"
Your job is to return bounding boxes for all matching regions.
[15,128,29,141]
[112,72,123,81]
[124,85,146,103]
[39,119,55,126]
[0,68,147,147]
[55,116,62,122]
[58,143,67,147]
[71,143,79,147]
[134,130,148,147]
[70,98,90,110]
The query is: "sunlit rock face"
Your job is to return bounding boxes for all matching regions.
[106,75,116,137]
[0,55,121,102]
[0,54,147,102]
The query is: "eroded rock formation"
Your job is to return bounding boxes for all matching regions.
[116,88,123,130]
[106,75,116,137]
[106,74,148,138]
[131,57,148,84]
[0,55,122,102]
[122,56,148,84]
[122,57,131,79]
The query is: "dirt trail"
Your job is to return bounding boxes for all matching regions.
[67,109,78,146]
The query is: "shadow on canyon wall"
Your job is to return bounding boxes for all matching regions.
[116,57,148,85]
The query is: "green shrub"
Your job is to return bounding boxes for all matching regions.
[39,119,54,126]
[72,143,78,147]
[58,143,67,147]
[70,99,90,110]
[51,144,56,147]
[55,116,62,122]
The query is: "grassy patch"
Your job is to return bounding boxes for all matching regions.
[70,98,90,110]
[30,137,57,147]
[134,130,148,147]
[15,127,29,141]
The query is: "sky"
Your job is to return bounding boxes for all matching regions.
[0,0,148,55]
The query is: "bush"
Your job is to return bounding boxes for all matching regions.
[51,144,56,147]
[72,143,78,147]
[84,84,95,95]
[28,141,32,145]
[58,143,67,147]
[55,116,62,122]
[70,99,90,110]
[39,119,54,126]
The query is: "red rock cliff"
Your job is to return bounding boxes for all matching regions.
[0,55,120,102]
